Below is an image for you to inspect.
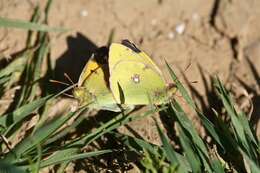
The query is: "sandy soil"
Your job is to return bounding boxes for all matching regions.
[1,0,260,172]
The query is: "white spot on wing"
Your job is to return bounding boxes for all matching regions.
[131,74,140,84]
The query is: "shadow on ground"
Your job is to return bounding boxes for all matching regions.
[54,32,97,85]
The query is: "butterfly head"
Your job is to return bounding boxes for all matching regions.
[165,83,177,100]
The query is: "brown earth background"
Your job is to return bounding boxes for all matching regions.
[1,0,260,172]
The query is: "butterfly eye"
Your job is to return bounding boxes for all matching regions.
[131,74,140,83]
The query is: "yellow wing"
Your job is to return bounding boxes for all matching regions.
[109,40,162,77]
[109,60,169,105]
[108,40,176,105]
[73,57,120,111]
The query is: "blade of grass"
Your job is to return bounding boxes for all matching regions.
[0,95,52,130]
[214,78,256,160]
[210,159,225,173]
[170,101,209,158]
[166,61,224,150]
[26,5,40,46]
[0,162,26,173]
[0,17,68,32]
[42,108,158,169]
[32,144,42,173]
[40,149,112,168]
[3,106,87,162]
[154,119,179,168]
[112,131,191,172]
[44,111,87,145]
[169,102,213,172]
[241,150,260,173]
[0,57,27,80]
[29,35,49,102]
[238,112,258,147]
[165,61,196,109]
[177,124,201,173]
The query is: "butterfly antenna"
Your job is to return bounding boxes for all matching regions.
[183,59,192,73]
[177,59,198,84]
[64,73,75,85]
[62,93,75,98]
[49,79,70,86]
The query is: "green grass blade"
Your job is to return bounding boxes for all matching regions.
[210,159,225,173]
[0,95,52,130]
[40,149,112,168]
[165,61,196,109]
[44,113,86,145]
[165,61,224,150]
[40,148,79,169]
[177,124,201,173]
[116,131,191,170]
[214,78,255,159]
[44,109,157,169]
[3,107,86,162]
[0,17,68,32]
[154,120,179,168]
[29,36,49,101]
[0,57,27,79]
[241,150,260,173]
[238,112,258,147]
[169,102,213,171]
[70,109,157,147]
[0,162,26,173]
[170,101,209,158]
[197,111,224,150]
[26,5,40,46]
[32,144,42,173]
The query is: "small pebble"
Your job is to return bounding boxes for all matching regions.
[192,13,200,21]
[80,9,88,17]
[151,19,157,26]
[175,23,186,35]
[167,31,175,40]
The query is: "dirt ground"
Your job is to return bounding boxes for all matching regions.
[1,0,260,172]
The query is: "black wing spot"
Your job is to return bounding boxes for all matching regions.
[121,39,141,53]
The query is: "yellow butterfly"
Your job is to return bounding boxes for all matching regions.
[73,40,176,111]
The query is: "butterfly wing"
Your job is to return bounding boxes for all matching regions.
[73,57,121,112]
[109,60,169,105]
[109,40,171,105]
[109,40,162,76]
